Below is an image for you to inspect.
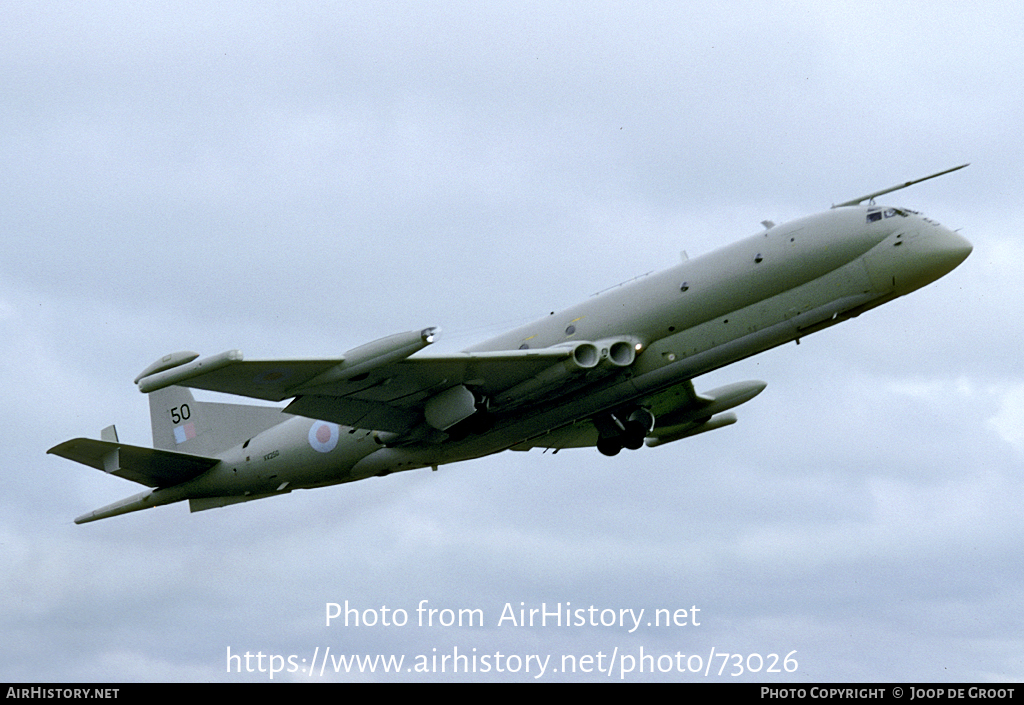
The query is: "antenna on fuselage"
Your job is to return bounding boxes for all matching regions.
[831,163,969,208]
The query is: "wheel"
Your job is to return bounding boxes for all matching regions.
[597,437,622,456]
[621,428,645,450]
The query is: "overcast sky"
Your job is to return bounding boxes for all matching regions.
[3,0,1023,682]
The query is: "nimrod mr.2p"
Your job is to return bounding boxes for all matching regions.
[50,166,972,523]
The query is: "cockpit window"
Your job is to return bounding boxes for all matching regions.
[867,207,909,223]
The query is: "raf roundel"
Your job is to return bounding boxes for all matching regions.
[308,421,340,453]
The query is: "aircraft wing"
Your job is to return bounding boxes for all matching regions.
[281,349,596,432]
[135,342,597,434]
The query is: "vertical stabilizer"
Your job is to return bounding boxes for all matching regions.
[147,385,291,456]
[139,352,293,455]
[149,385,208,453]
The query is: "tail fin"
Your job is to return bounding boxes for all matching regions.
[148,385,289,455]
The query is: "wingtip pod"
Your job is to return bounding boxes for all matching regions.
[136,349,243,393]
[133,351,200,384]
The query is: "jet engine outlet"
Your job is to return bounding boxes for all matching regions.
[594,338,637,368]
[569,342,599,369]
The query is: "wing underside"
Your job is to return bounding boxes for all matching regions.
[136,346,596,434]
[131,336,764,451]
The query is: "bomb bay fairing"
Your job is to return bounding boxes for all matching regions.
[49,166,972,523]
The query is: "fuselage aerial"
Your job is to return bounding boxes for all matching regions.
[49,171,972,524]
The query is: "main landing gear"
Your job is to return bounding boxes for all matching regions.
[595,408,655,457]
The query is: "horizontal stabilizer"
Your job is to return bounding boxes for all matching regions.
[47,438,218,488]
[74,490,153,524]
[189,492,286,513]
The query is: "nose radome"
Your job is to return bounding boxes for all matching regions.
[866,222,974,297]
[929,227,972,274]
[943,228,973,267]
[911,226,972,287]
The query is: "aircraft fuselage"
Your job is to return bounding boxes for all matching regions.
[59,201,972,523]
[350,204,970,474]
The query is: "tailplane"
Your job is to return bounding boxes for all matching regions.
[48,436,218,488]
[48,352,296,523]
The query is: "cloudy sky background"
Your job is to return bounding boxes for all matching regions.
[3,0,1022,682]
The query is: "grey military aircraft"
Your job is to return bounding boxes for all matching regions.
[50,166,973,523]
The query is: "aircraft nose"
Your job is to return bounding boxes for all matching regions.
[934,227,973,271]
[902,224,972,290]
